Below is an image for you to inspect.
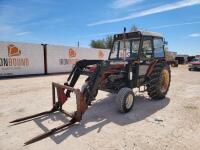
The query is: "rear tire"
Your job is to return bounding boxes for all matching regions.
[116,88,134,113]
[147,62,171,100]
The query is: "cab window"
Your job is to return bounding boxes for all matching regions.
[119,41,131,58]
[110,41,119,59]
[109,39,140,60]
[154,38,164,57]
[141,39,153,60]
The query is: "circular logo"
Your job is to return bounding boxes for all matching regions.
[68,48,76,58]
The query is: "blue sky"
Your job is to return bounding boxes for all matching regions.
[0,0,200,55]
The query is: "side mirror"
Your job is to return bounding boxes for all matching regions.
[164,41,168,45]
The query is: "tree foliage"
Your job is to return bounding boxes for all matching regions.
[90,25,139,49]
[90,35,113,49]
[130,25,139,32]
[90,40,106,49]
[104,35,113,49]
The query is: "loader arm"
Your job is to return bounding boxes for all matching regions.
[65,59,110,104]
[64,60,102,97]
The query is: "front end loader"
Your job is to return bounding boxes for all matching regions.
[10,29,171,145]
[10,59,110,145]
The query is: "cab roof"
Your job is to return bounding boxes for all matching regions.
[141,31,163,37]
[114,31,163,40]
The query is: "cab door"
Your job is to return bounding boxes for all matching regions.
[139,37,153,78]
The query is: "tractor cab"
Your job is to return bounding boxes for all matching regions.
[107,31,167,89]
[109,31,165,61]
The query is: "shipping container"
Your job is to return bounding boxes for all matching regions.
[0,41,44,77]
[46,45,109,74]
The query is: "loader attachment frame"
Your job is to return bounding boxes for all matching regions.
[10,59,110,145]
[10,82,88,145]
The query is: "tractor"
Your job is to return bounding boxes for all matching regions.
[10,29,171,145]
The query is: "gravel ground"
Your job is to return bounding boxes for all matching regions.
[0,65,200,150]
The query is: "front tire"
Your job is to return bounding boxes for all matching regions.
[147,62,171,100]
[116,88,134,113]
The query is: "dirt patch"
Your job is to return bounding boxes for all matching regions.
[16,108,25,113]
[184,105,198,111]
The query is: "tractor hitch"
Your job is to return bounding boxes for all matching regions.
[10,82,88,145]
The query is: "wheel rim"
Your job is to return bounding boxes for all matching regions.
[160,69,170,93]
[126,94,133,109]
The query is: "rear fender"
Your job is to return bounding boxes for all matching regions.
[145,60,159,78]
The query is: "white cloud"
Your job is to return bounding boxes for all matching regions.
[88,0,200,26]
[189,33,200,37]
[74,32,116,39]
[111,0,144,9]
[149,21,200,29]
[16,31,32,36]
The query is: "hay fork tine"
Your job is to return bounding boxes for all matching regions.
[24,117,76,145]
[10,82,88,145]
[9,110,54,123]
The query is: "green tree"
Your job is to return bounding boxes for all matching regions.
[90,35,113,49]
[130,25,139,32]
[104,35,113,49]
[90,40,106,49]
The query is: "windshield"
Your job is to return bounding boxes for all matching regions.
[109,39,140,60]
